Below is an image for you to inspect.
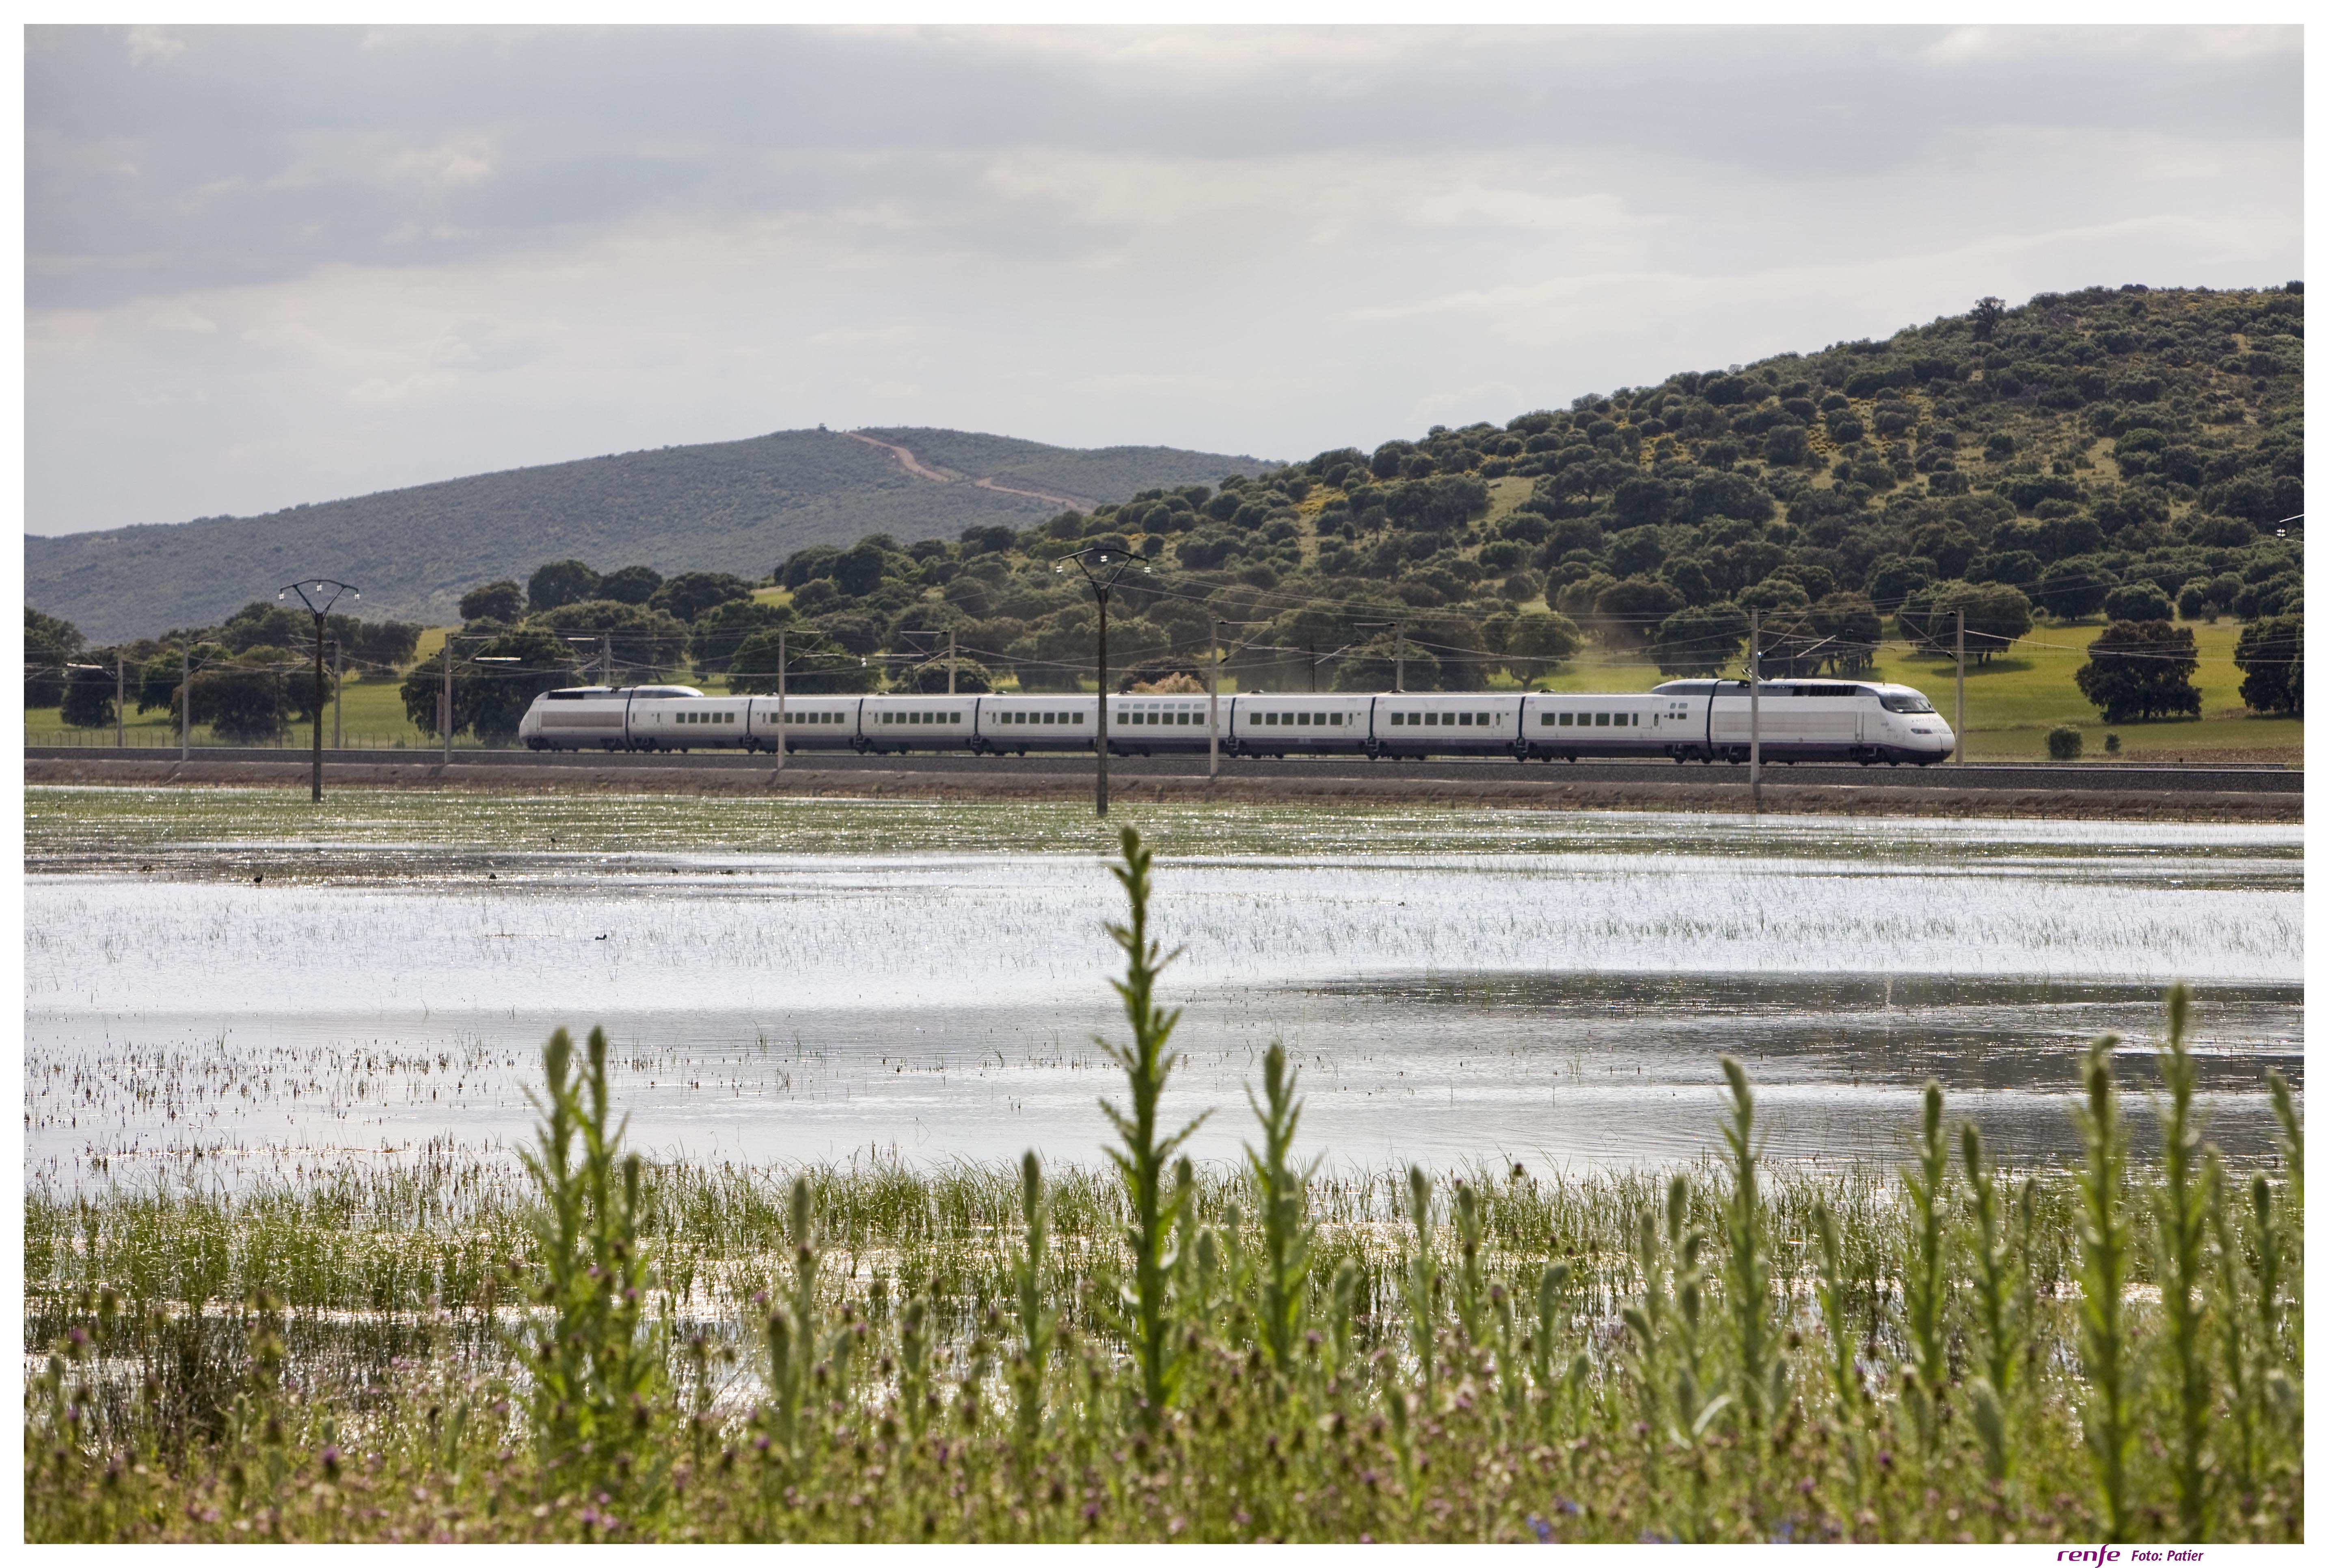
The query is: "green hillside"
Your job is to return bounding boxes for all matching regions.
[27,286,2304,760]
[22,427,1274,641]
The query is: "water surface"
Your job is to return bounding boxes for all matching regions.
[24,788,2302,1186]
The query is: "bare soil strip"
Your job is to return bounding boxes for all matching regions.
[843,429,1094,508]
[24,757,2300,822]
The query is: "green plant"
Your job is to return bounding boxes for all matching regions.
[2207,1152,2261,1502]
[1242,1042,1315,1380]
[1451,1179,1489,1350]
[2265,1065,2303,1204]
[1718,1056,1783,1441]
[517,1026,665,1506]
[1402,1165,1441,1400]
[1010,1151,1056,1450]
[1959,1121,2031,1483]
[2151,983,2216,1539]
[2073,1035,2137,1541]
[2045,724,2085,760]
[1095,827,1208,1426]
[1900,1079,1952,1459]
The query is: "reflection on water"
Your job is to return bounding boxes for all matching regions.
[22,799,2303,1186]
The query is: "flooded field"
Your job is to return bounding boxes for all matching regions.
[23,787,2304,1187]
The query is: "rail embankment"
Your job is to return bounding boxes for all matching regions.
[24,754,2302,821]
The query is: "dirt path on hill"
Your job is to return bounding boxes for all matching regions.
[844,430,1093,510]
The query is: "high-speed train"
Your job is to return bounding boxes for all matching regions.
[518,678,1956,765]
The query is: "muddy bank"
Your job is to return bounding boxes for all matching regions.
[24,756,2302,822]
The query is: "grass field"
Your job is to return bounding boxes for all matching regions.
[26,618,2296,765]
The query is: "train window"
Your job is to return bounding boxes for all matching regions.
[1594,713,1609,726]
[1477,713,1490,725]
[1330,713,1344,726]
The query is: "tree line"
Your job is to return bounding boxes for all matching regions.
[23,602,422,741]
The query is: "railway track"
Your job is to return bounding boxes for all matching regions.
[26,745,2302,795]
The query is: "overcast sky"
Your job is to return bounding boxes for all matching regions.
[24,23,2302,536]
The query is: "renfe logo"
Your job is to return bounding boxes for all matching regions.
[2059,1553,2121,1564]
[2059,1553,2206,1565]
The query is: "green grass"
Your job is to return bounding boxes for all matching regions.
[22,829,2306,1543]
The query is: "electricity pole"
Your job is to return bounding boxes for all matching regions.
[278,579,357,802]
[1209,618,1222,778]
[331,640,343,751]
[1395,620,1407,694]
[1056,542,1155,819]
[441,637,454,765]
[114,652,125,748]
[1955,608,1967,765]
[179,642,190,761]
[775,626,787,776]
[947,630,957,697]
[1749,607,1762,816]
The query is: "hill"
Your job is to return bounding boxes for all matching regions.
[28,286,2304,762]
[22,426,1275,641]
[681,285,2300,708]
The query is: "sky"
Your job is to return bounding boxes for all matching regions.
[22,23,2304,536]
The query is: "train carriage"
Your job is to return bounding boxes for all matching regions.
[1106,692,1218,755]
[974,696,1099,754]
[858,697,974,754]
[748,695,863,753]
[1516,691,1664,760]
[1371,693,1523,759]
[1221,694,1369,758]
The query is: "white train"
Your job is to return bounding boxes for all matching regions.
[518,678,1957,765]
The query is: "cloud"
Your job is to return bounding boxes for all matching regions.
[22,23,2305,535]
[125,26,183,64]
[145,303,216,333]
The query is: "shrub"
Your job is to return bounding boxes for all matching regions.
[2046,725,2086,760]
[2101,580,2175,623]
[2074,620,2203,723]
[2233,616,2303,714]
